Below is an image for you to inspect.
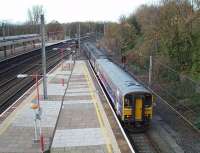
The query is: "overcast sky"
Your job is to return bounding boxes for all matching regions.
[0,0,153,23]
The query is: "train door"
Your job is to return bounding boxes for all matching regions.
[135,98,143,121]
[124,94,132,119]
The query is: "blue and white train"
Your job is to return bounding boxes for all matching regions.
[84,42,154,131]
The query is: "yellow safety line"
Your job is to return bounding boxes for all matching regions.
[82,63,112,153]
[0,68,53,135]
[0,61,63,135]
[0,92,36,135]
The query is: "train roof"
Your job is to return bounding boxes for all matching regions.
[97,59,150,95]
[84,42,106,59]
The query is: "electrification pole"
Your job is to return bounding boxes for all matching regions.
[89,23,90,33]
[78,22,80,53]
[41,14,47,99]
[149,55,152,87]
[69,28,71,38]
[149,32,158,87]
[2,23,5,40]
[104,22,106,36]
[2,23,7,58]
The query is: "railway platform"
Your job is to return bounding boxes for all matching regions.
[0,40,65,62]
[0,58,133,153]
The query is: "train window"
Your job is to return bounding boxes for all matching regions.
[145,94,152,106]
[124,95,132,107]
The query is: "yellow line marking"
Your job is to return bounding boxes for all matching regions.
[0,91,36,135]
[0,61,65,135]
[82,63,112,153]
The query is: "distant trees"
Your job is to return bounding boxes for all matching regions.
[0,5,45,36]
[104,0,200,80]
[119,15,137,54]
[102,22,120,53]
[0,22,38,36]
[27,5,44,25]
[47,21,64,40]
[27,5,44,33]
[157,0,194,70]
[63,22,104,38]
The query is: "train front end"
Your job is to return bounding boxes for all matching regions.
[123,92,153,131]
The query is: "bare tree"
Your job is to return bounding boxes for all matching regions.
[27,9,33,25]
[27,5,44,25]
[27,5,44,33]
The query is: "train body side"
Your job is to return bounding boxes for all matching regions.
[84,42,153,131]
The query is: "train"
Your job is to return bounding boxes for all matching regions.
[83,42,154,131]
[0,34,40,42]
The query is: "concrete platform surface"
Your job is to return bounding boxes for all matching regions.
[0,40,64,61]
[0,61,72,153]
[0,59,125,153]
[51,61,121,153]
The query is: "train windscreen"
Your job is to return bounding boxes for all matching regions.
[124,93,152,107]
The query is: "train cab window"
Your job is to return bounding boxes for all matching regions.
[124,95,132,107]
[145,94,152,106]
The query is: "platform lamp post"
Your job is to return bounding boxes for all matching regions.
[17,73,44,153]
[41,14,48,99]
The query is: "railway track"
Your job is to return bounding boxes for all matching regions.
[0,35,95,114]
[0,42,74,113]
[154,98,200,153]
[128,133,161,153]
